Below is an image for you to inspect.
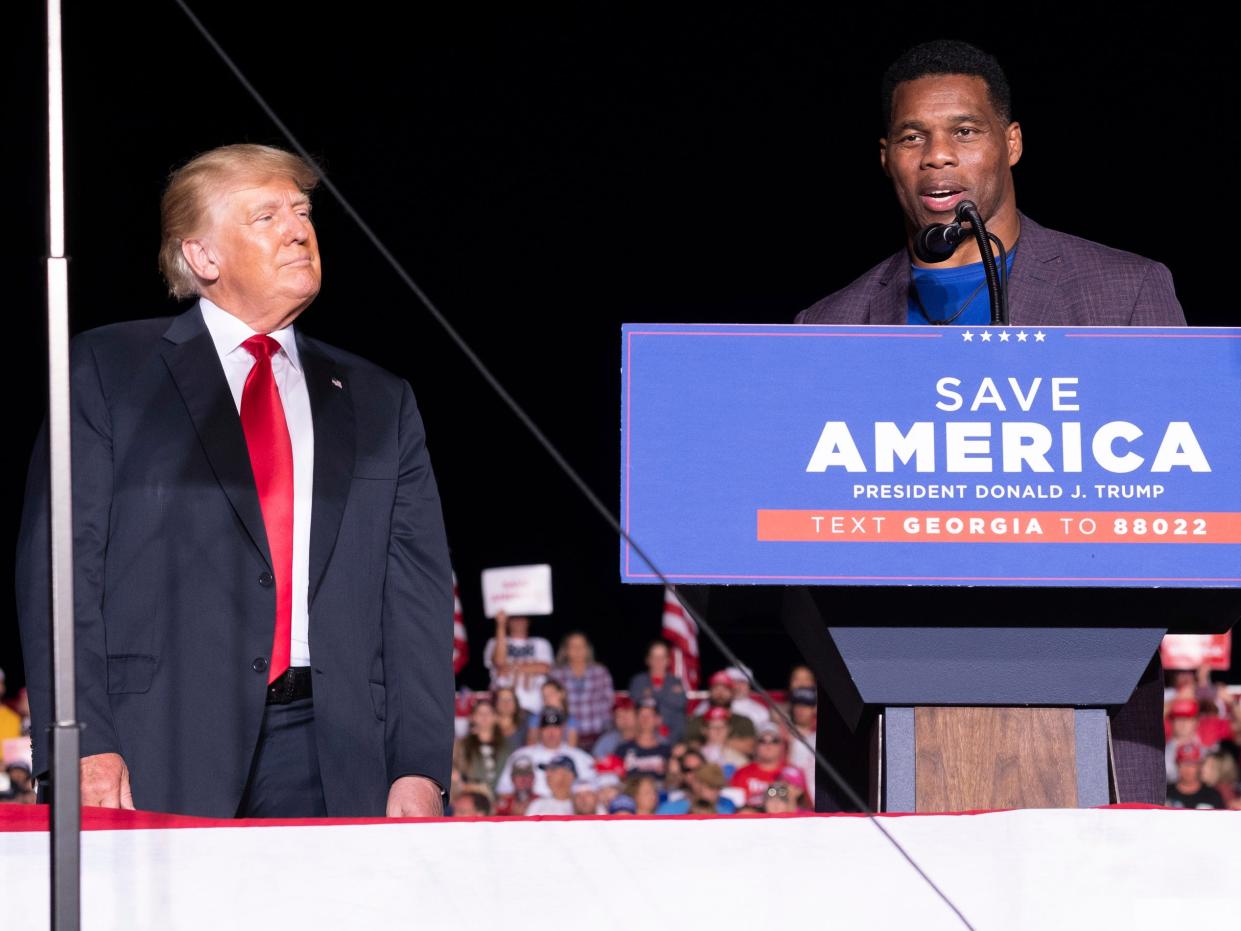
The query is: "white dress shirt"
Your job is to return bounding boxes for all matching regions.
[200,298,314,666]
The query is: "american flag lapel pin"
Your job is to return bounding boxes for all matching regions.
[331,377,343,390]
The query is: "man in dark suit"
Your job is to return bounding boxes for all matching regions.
[797,41,1180,806]
[17,144,454,818]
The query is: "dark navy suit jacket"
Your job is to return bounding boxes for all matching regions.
[795,213,1186,806]
[17,304,454,817]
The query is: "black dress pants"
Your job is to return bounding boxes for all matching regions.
[236,697,328,818]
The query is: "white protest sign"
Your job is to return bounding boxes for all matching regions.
[482,564,554,618]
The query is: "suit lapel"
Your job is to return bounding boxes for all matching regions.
[299,336,355,606]
[161,306,272,569]
[867,252,910,325]
[1007,215,1063,327]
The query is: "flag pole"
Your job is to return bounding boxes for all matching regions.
[46,0,82,927]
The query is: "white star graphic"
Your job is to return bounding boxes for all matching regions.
[1017,330,1028,342]
[1034,331,1046,342]
[962,330,974,342]
[999,331,1011,342]
[980,330,993,342]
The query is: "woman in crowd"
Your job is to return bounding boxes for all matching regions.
[493,686,530,753]
[453,698,513,794]
[527,678,580,747]
[627,640,686,743]
[553,632,614,752]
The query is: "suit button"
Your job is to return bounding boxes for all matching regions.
[252,657,268,673]
[258,571,274,587]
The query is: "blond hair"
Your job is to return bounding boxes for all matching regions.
[158,144,320,299]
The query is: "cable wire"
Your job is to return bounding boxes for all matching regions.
[171,2,977,926]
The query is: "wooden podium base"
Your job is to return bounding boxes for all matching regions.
[881,706,1109,812]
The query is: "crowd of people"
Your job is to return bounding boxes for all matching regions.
[4,631,1241,814]
[1162,668,1241,810]
[451,612,822,817]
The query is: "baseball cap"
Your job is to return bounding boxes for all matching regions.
[637,696,660,711]
[612,695,634,711]
[778,766,807,790]
[595,754,626,776]
[1176,743,1203,764]
[705,706,730,723]
[695,763,726,789]
[572,778,597,794]
[709,670,733,688]
[540,754,578,775]
[596,772,621,789]
[540,707,567,727]
[608,794,638,814]
[1169,698,1199,719]
[512,757,534,774]
[790,687,817,706]
[758,721,782,740]
[723,666,749,684]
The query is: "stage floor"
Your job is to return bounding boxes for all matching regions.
[3,805,1238,929]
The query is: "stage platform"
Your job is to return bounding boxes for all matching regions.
[2,805,1237,929]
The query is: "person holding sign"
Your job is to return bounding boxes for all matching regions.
[484,612,554,714]
[796,41,1184,805]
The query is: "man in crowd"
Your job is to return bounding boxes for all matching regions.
[729,722,787,808]
[615,698,671,781]
[495,707,595,796]
[450,791,492,818]
[592,696,638,760]
[1166,744,1226,810]
[2,762,36,804]
[794,40,1183,808]
[494,758,539,816]
[17,144,453,818]
[724,667,770,727]
[1165,698,1204,783]
[627,640,687,742]
[571,777,599,815]
[666,762,736,815]
[484,611,553,714]
[526,756,578,816]
[685,670,750,745]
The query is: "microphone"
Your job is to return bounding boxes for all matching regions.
[913,221,968,263]
[912,200,977,263]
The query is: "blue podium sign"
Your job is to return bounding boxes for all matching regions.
[620,324,1241,587]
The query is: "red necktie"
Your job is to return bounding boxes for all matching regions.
[240,335,294,684]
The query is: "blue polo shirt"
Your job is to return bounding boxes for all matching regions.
[908,251,1016,325]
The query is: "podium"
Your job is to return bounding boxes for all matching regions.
[620,323,1241,812]
[781,586,1239,810]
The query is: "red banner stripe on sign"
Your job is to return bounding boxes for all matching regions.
[757,510,1241,543]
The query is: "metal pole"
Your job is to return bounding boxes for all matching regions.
[46,0,81,928]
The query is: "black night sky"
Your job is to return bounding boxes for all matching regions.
[5,3,1237,694]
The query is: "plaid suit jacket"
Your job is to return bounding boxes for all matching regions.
[796,213,1185,328]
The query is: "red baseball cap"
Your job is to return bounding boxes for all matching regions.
[596,754,626,775]
[1169,698,1199,719]
[705,706,731,723]
[1176,743,1203,764]
[778,766,807,790]
[709,670,733,688]
[612,696,634,711]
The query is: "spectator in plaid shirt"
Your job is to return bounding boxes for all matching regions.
[554,632,614,752]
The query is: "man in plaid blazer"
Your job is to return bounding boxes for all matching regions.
[797,41,1181,807]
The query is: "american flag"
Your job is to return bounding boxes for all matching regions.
[661,587,699,689]
[452,572,469,675]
